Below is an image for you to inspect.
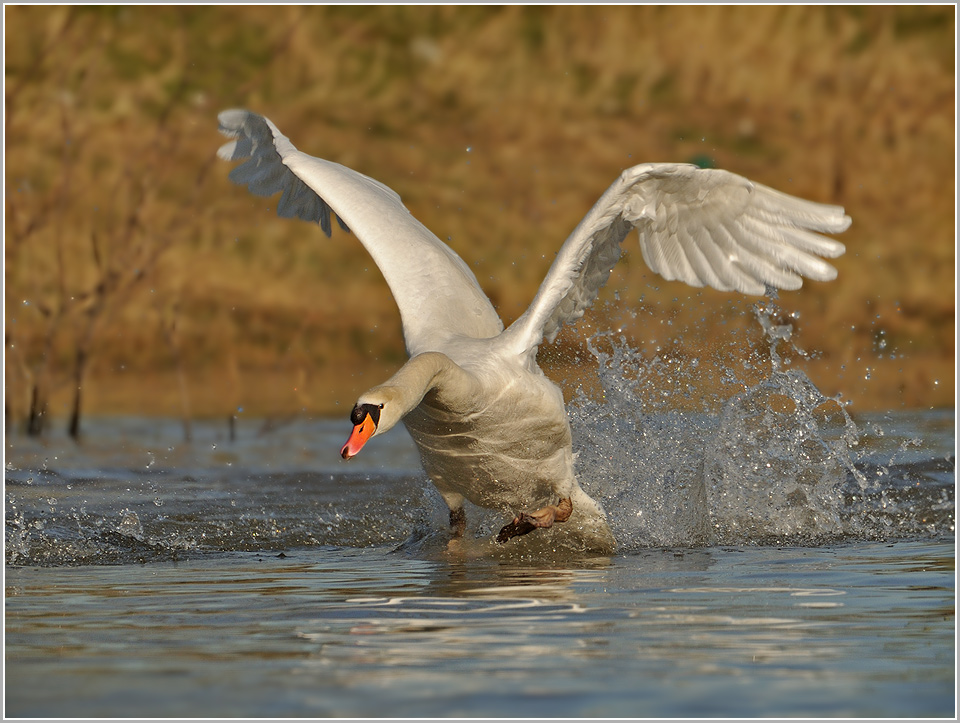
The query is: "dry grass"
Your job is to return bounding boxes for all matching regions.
[4,6,955,431]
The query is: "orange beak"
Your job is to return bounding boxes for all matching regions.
[340,412,376,459]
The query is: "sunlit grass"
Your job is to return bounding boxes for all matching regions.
[4,5,954,429]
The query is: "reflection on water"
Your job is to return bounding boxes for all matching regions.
[5,543,954,717]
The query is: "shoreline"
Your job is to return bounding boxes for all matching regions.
[6,353,953,436]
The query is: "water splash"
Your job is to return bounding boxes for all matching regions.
[570,298,954,549]
[4,301,954,566]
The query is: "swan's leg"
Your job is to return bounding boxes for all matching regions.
[496,497,573,543]
[439,491,466,539]
[449,506,466,538]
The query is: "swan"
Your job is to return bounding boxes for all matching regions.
[217,109,850,552]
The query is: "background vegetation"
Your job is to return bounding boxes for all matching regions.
[4,6,955,437]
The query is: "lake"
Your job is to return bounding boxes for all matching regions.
[4,345,956,717]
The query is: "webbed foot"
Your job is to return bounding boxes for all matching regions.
[496,497,572,543]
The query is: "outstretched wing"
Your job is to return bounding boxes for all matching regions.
[217,109,503,355]
[500,162,850,357]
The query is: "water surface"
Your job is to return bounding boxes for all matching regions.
[5,408,954,718]
[4,317,956,717]
[5,540,954,718]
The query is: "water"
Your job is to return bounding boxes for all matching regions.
[4,312,956,717]
[5,542,954,718]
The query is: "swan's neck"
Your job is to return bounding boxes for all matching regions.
[363,352,480,432]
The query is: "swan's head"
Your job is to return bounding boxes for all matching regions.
[340,401,383,459]
[340,383,410,459]
[340,383,416,459]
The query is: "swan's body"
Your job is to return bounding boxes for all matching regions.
[217,109,850,552]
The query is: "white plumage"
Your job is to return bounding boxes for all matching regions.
[218,109,849,552]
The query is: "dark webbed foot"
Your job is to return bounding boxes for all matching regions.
[496,497,572,543]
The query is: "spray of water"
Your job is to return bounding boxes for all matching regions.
[5,298,953,566]
[570,295,954,549]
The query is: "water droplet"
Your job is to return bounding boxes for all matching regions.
[117,509,143,538]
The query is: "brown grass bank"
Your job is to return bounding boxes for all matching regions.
[4,6,955,436]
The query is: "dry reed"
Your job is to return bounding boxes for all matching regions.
[4,6,955,433]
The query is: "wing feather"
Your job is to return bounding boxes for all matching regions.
[501,163,850,357]
[217,110,503,354]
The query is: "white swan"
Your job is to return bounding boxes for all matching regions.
[217,109,850,552]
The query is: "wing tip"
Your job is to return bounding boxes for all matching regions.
[216,141,238,162]
[823,238,846,258]
[217,108,250,135]
[813,209,852,236]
